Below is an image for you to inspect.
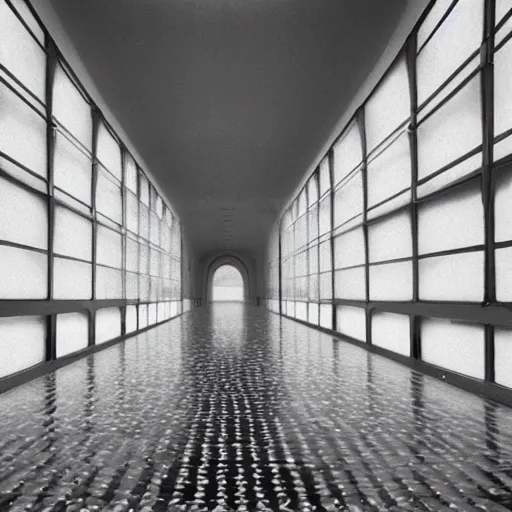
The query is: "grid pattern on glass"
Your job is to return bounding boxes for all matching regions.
[0,0,186,380]
[266,0,512,387]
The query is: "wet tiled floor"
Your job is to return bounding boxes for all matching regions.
[2,304,512,511]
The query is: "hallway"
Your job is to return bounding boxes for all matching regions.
[1,305,512,511]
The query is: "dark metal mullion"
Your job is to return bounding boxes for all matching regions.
[325,154,334,330]
[90,107,100,346]
[416,0,459,55]
[45,38,57,361]
[483,0,496,383]
[0,62,46,108]
[0,75,46,118]
[120,144,127,336]
[408,30,421,361]
[358,108,371,346]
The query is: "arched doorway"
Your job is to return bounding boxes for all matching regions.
[211,265,244,302]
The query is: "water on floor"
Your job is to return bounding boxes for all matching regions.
[1,304,512,511]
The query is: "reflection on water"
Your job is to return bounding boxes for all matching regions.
[1,304,512,511]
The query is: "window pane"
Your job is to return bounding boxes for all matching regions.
[10,0,45,43]
[296,301,307,322]
[334,227,365,269]
[126,271,138,299]
[126,237,138,273]
[417,0,483,104]
[333,121,362,185]
[319,272,332,300]
[308,207,318,242]
[419,181,484,254]
[365,57,410,151]
[96,266,122,299]
[54,206,92,261]
[418,78,482,183]
[0,245,46,298]
[126,190,138,234]
[0,0,45,100]
[53,65,91,147]
[0,82,47,178]
[495,328,512,389]
[372,312,410,356]
[307,175,318,206]
[126,305,137,333]
[140,173,149,205]
[495,167,512,243]
[53,257,91,299]
[370,261,412,300]
[368,209,412,263]
[367,132,410,208]
[419,251,484,301]
[96,224,122,268]
[125,153,138,193]
[319,158,330,196]
[337,306,366,342]
[149,303,157,325]
[140,274,150,301]
[54,132,92,205]
[150,211,161,246]
[96,170,122,224]
[308,303,319,325]
[95,307,121,344]
[0,316,45,378]
[97,122,121,180]
[334,172,363,229]
[139,243,149,274]
[319,304,332,330]
[319,240,331,273]
[496,247,512,301]
[0,176,47,250]
[335,267,366,300]
[150,249,161,277]
[421,318,484,380]
[139,204,149,240]
[56,312,89,358]
[138,304,148,329]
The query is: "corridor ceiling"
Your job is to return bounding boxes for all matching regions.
[39,0,410,255]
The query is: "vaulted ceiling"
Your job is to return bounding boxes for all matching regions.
[37,0,412,256]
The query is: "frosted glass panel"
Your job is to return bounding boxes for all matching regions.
[0,177,47,250]
[53,65,91,147]
[372,312,410,356]
[494,41,512,140]
[417,0,483,104]
[334,267,366,300]
[319,241,331,273]
[367,133,410,208]
[307,176,318,206]
[139,304,148,329]
[139,244,149,274]
[140,174,149,205]
[296,302,307,322]
[0,316,45,378]
[140,274,150,300]
[496,247,512,301]
[95,307,121,344]
[0,82,47,178]
[421,318,485,379]
[419,251,484,301]
[97,123,122,180]
[96,170,122,224]
[10,0,45,43]
[0,245,46,299]
[308,303,319,325]
[369,210,412,263]
[126,271,138,299]
[53,258,91,299]
[126,191,138,234]
[56,312,89,358]
[333,122,362,185]
[319,158,330,196]
[150,250,161,276]
[417,0,453,48]
[0,0,45,99]
[419,183,484,254]
[365,58,410,151]
[495,168,512,242]
[495,329,512,388]
[334,228,365,269]
[54,132,92,205]
[334,172,363,228]
[126,305,138,333]
[319,197,331,236]
[319,304,332,330]
[418,78,481,181]
[96,225,122,268]
[140,204,149,240]
[125,153,138,193]
[149,303,157,325]
[96,266,123,299]
[54,206,92,261]
[370,261,412,300]
[337,306,366,342]
[126,238,138,272]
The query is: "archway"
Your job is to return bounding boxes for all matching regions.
[211,265,244,302]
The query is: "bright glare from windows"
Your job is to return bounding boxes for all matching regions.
[212,265,244,301]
